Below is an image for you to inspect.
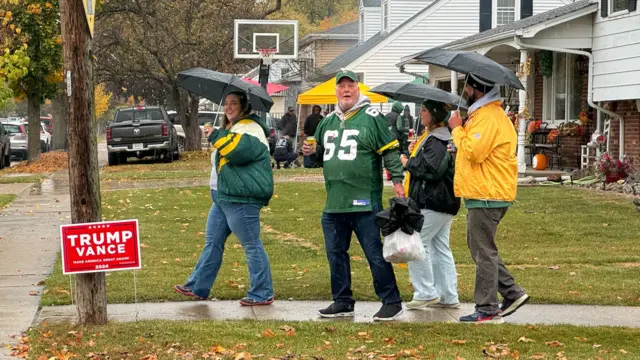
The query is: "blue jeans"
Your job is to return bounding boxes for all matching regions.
[408,209,459,304]
[321,203,402,306]
[185,189,274,301]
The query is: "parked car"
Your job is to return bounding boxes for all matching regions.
[167,110,224,149]
[168,110,278,153]
[3,122,27,161]
[41,116,53,134]
[106,106,180,166]
[0,123,11,169]
[39,123,52,152]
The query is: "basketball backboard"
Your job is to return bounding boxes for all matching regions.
[234,19,298,60]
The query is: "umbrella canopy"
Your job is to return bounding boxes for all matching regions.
[177,68,273,112]
[297,77,388,105]
[370,82,467,110]
[241,78,289,96]
[410,48,524,90]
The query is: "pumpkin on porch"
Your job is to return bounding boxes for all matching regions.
[533,154,548,170]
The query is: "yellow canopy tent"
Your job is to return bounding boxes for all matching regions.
[297,77,388,104]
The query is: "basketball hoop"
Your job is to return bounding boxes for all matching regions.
[257,48,277,66]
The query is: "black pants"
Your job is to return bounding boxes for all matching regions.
[274,152,298,168]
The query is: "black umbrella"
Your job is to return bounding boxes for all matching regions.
[375,197,424,237]
[177,67,274,112]
[410,48,524,90]
[370,82,467,110]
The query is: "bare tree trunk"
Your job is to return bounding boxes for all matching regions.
[173,85,200,151]
[185,92,201,150]
[61,0,107,325]
[51,91,68,150]
[27,95,41,163]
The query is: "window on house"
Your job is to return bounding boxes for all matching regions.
[610,0,629,14]
[494,0,518,27]
[382,0,389,32]
[359,12,365,43]
[542,53,583,125]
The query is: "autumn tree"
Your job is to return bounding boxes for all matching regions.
[94,0,283,151]
[94,83,111,120]
[0,0,62,162]
[269,0,359,36]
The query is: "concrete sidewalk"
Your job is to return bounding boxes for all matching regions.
[0,173,70,359]
[36,300,640,328]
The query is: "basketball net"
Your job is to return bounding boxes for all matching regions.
[257,48,277,66]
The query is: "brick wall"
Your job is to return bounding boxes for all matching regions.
[608,100,640,162]
[530,55,591,169]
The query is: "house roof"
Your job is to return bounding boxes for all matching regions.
[320,21,358,35]
[438,0,595,49]
[363,0,382,7]
[319,0,443,79]
[299,21,358,47]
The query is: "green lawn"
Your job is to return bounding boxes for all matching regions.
[24,320,640,360]
[0,175,46,184]
[99,154,322,181]
[0,194,16,208]
[41,184,640,306]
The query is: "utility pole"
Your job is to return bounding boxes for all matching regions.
[60,0,106,325]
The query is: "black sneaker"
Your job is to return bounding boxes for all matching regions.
[459,312,504,324]
[500,293,530,317]
[318,302,354,318]
[373,303,403,321]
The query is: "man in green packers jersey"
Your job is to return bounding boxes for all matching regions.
[302,69,406,321]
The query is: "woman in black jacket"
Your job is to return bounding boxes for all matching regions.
[400,99,461,310]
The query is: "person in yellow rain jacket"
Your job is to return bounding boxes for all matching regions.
[448,73,529,325]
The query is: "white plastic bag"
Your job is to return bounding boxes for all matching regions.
[382,229,426,263]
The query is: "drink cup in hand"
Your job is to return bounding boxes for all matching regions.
[306,136,317,154]
[302,142,312,156]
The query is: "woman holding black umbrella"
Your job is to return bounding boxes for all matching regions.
[174,91,275,306]
[400,99,461,310]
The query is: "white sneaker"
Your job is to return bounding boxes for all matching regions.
[406,297,440,310]
[428,302,461,309]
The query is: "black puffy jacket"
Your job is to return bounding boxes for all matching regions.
[405,128,460,216]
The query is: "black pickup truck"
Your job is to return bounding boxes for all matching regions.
[106,106,180,166]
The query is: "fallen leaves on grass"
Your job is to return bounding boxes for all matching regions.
[482,343,514,358]
[9,335,30,358]
[545,341,564,348]
[547,266,561,271]
[4,152,68,173]
[529,353,546,360]
[227,280,245,290]
[518,337,535,343]
[280,325,296,336]
[261,328,275,338]
[450,340,467,345]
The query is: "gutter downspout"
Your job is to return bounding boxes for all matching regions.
[514,37,625,160]
[399,65,430,83]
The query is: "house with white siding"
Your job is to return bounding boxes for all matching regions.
[320,0,571,113]
[360,0,382,43]
[402,0,639,173]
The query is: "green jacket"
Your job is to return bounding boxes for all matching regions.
[209,114,274,205]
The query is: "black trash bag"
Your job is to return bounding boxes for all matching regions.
[375,197,424,237]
